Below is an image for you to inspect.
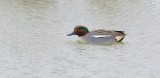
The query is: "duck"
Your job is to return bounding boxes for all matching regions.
[67,25,126,45]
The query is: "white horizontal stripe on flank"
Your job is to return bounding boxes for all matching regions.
[93,35,111,38]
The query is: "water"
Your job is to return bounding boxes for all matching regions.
[0,0,160,78]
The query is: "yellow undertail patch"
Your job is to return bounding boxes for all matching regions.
[115,36,124,42]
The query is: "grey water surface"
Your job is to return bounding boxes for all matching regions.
[0,0,160,78]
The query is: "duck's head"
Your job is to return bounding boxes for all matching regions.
[67,25,89,37]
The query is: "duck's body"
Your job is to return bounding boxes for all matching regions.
[67,25,126,45]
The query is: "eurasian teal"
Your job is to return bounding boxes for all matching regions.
[67,25,126,44]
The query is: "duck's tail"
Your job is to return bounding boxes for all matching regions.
[115,31,126,36]
[115,31,126,42]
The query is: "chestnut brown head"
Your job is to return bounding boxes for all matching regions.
[67,25,89,37]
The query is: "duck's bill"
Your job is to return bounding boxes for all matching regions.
[67,32,75,36]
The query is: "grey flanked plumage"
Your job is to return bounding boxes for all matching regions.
[67,25,126,45]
